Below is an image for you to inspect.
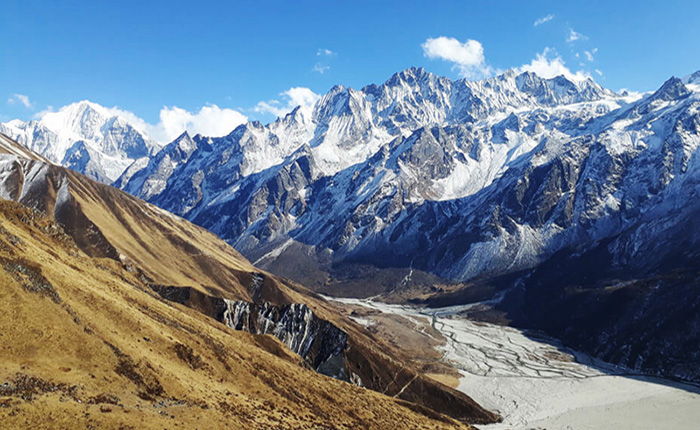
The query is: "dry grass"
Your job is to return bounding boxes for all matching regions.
[0,199,472,429]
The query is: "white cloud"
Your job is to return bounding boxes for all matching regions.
[518,47,591,81]
[255,87,321,118]
[422,36,492,79]
[618,88,643,99]
[105,104,247,143]
[534,14,555,27]
[148,105,248,142]
[253,101,281,116]
[317,48,336,57]
[313,49,335,74]
[567,28,588,43]
[595,69,603,76]
[313,63,330,74]
[7,94,32,109]
[32,105,55,119]
[107,105,247,142]
[584,48,598,62]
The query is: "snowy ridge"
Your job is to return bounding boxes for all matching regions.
[117,67,615,201]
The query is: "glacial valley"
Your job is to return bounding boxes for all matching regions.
[327,296,700,430]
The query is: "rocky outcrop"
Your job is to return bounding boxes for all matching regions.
[150,284,352,381]
[148,284,502,424]
[222,300,350,380]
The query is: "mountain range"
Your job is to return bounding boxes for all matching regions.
[117,68,699,288]
[5,67,700,384]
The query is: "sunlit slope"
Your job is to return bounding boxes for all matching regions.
[0,199,476,429]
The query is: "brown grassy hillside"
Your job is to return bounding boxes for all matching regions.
[0,199,474,429]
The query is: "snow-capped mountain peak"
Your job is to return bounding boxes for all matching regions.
[682,69,700,84]
[649,76,691,101]
[0,100,160,182]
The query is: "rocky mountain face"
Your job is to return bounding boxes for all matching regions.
[0,134,498,425]
[153,283,352,381]
[1,101,160,183]
[117,68,620,284]
[113,68,700,382]
[221,301,351,380]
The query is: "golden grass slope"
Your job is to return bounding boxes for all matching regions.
[0,199,471,430]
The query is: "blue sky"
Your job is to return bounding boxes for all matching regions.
[2,0,699,141]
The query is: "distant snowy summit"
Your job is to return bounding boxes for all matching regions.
[0,101,161,182]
